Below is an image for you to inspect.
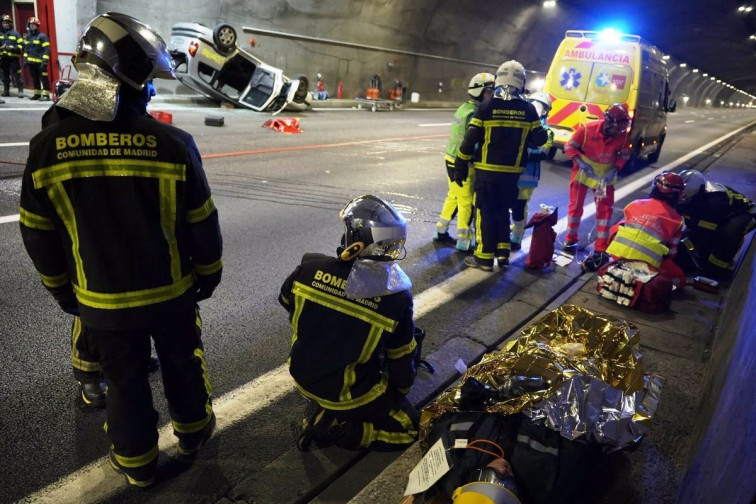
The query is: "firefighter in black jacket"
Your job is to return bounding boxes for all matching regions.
[454,60,548,271]
[1,14,24,98]
[22,16,50,100]
[677,169,756,280]
[19,13,222,487]
[280,195,419,451]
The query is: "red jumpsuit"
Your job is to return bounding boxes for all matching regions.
[564,120,629,252]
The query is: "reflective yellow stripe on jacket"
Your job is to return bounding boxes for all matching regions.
[289,281,398,410]
[606,224,669,268]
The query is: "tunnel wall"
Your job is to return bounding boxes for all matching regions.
[74,1,742,106]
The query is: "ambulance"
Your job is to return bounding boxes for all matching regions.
[542,30,676,166]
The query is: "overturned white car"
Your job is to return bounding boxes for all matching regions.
[168,22,311,114]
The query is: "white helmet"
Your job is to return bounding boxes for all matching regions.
[468,72,495,99]
[495,60,526,91]
[529,91,552,117]
[679,169,706,202]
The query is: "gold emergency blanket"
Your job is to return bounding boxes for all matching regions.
[420,304,663,452]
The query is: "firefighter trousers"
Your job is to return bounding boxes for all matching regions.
[76,305,213,477]
[317,392,419,451]
[701,212,756,279]
[566,167,615,252]
[0,56,23,91]
[71,316,101,384]
[473,173,519,262]
[27,62,49,95]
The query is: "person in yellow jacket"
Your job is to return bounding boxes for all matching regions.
[435,72,494,251]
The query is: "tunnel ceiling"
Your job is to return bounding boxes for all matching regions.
[559,0,756,95]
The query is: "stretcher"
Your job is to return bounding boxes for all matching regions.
[355,97,404,112]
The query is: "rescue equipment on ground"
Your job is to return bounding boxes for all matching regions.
[204,114,225,127]
[419,304,663,454]
[693,276,719,293]
[262,117,302,133]
[524,205,558,269]
[148,110,173,124]
[596,259,673,313]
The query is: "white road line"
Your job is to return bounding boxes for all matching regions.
[0,214,19,224]
[0,142,29,147]
[684,120,696,123]
[17,120,756,502]
[0,108,48,112]
[418,122,451,127]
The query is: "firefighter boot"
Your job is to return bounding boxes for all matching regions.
[177,412,216,461]
[18,87,24,98]
[109,448,156,488]
[456,228,472,251]
[1,84,9,97]
[78,381,107,408]
[30,93,40,100]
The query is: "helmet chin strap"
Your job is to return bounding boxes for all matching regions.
[340,242,364,261]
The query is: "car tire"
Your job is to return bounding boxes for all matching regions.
[213,23,237,55]
[626,141,643,172]
[292,75,310,103]
[647,135,664,164]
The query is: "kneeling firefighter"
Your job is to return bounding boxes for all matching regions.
[279,195,420,451]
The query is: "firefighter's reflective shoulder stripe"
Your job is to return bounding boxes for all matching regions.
[291,281,398,332]
[32,158,186,188]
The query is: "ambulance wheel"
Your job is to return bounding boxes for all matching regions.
[647,136,664,164]
[547,147,557,160]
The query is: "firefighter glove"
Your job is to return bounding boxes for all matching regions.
[453,157,469,187]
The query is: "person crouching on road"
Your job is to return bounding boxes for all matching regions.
[280,195,419,451]
[563,103,631,270]
[454,60,548,271]
[601,171,686,286]
[510,91,554,251]
[434,72,495,251]
[676,169,756,280]
[19,13,222,487]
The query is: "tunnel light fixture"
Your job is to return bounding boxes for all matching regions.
[710,76,716,80]
[679,63,687,67]
[702,72,709,77]
[662,54,670,60]
[543,0,556,7]
[692,68,699,73]
[750,34,756,40]
[738,5,753,12]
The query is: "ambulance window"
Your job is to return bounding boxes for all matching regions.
[585,64,631,105]
[548,61,593,102]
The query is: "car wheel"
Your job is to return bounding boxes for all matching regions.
[292,75,310,103]
[625,142,643,172]
[647,135,664,164]
[213,23,237,54]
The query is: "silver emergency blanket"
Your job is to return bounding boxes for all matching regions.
[523,373,663,451]
[419,304,663,453]
[345,259,412,299]
[57,62,121,122]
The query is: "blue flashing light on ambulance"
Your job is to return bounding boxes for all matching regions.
[542,29,676,167]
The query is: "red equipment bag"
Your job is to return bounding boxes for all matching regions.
[525,207,558,269]
[596,259,673,314]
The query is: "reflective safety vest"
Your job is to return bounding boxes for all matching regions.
[279,254,417,411]
[564,120,629,189]
[606,198,683,268]
[519,122,553,188]
[457,96,546,175]
[23,30,50,64]
[0,28,23,58]
[445,100,478,164]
